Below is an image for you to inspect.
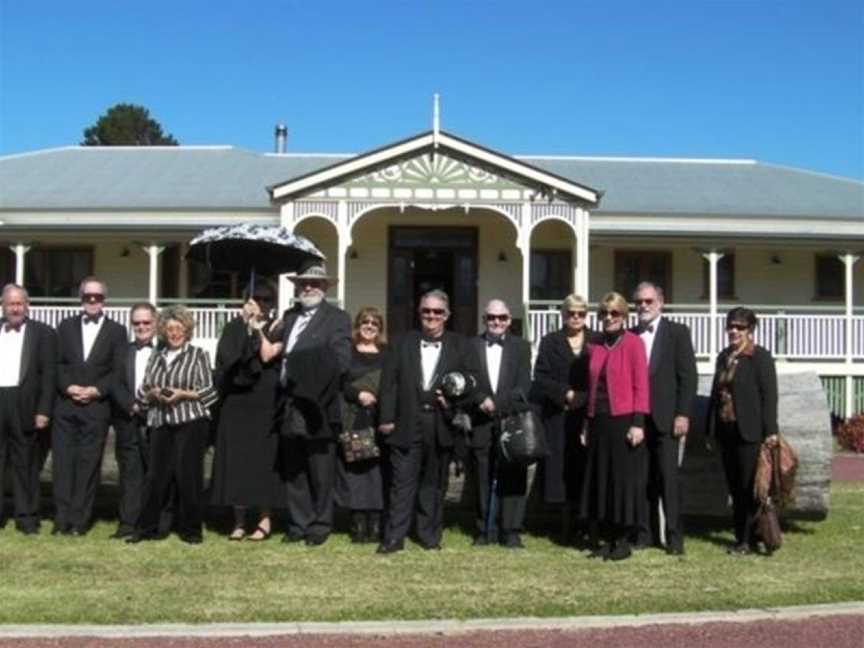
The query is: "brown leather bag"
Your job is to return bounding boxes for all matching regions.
[754,445,784,552]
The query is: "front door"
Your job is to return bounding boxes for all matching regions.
[387,226,478,339]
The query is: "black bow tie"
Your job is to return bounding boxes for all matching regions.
[135,341,154,350]
[640,323,655,334]
[3,322,23,333]
[486,336,503,347]
[83,314,102,325]
[421,338,442,349]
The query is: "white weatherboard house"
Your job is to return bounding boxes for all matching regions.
[1,126,862,417]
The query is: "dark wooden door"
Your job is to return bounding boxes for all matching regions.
[387,226,478,339]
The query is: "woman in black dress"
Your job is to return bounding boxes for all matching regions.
[530,294,602,542]
[708,307,779,555]
[336,307,386,543]
[210,284,286,541]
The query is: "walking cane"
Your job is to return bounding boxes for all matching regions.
[485,415,501,544]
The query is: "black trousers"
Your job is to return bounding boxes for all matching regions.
[470,434,527,540]
[137,419,208,538]
[0,388,39,530]
[280,436,336,539]
[52,405,110,531]
[111,415,146,533]
[385,410,451,547]
[636,420,684,548]
[718,423,761,546]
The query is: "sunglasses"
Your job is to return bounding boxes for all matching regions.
[252,294,273,303]
[131,320,154,327]
[727,323,750,332]
[81,293,105,304]
[599,310,623,319]
[420,307,446,316]
[635,298,655,306]
[566,310,588,319]
[485,313,510,322]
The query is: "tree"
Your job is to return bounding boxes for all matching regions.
[81,103,179,146]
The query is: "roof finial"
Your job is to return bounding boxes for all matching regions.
[432,93,440,147]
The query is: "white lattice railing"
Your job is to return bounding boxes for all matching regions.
[526,308,864,361]
[28,306,244,361]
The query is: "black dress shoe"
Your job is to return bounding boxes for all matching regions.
[51,526,71,536]
[125,533,152,544]
[179,534,203,545]
[472,536,490,547]
[376,539,404,554]
[419,541,442,551]
[666,543,685,556]
[501,534,525,549]
[305,533,329,547]
[605,541,633,562]
[588,544,611,560]
[282,532,305,544]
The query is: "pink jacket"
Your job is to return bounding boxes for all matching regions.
[587,332,650,419]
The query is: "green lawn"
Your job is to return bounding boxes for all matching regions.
[0,483,862,624]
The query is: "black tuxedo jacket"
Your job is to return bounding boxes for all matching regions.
[709,345,778,443]
[112,340,159,418]
[0,318,56,430]
[280,300,352,375]
[378,330,476,449]
[635,317,697,433]
[56,314,128,420]
[468,334,532,448]
[278,300,352,437]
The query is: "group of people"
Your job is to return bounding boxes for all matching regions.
[0,266,779,557]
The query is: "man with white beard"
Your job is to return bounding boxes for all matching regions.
[258,262,351,546]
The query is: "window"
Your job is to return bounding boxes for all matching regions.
[0,248,14,287]
[702,253,736,299]
[815,254,843,299]
[614,251,672,301]
[530,250,572,301]
[24,247,93,298]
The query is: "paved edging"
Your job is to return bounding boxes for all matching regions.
[1,602,862,638]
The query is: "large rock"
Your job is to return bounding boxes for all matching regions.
[682,371,832,519]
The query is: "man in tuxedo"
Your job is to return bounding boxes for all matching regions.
[108,302,157,539]
[632,281,697,555]
[0,284,56,534]
[53,276,127,535]
[376,289,476,554]
[468,299,532,549]
[262,262,351,547]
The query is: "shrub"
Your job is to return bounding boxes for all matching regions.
[837,414,864,453]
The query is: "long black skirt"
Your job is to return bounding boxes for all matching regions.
[581,413,646,528]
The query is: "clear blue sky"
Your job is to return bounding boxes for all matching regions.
[1,0,862,179]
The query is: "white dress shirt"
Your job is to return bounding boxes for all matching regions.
[134,344,154,392]
[285,308,317,354]
[81,315,105,362]
[420,338,442,391]
[0,322,26,387]
[485,338,503,394]
[639,316,661,363]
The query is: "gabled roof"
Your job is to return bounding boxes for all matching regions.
[268,130,601,204]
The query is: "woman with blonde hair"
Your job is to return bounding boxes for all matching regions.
[530,293,602,543]
[581,292,649,561]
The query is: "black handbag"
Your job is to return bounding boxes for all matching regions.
[338,427,380,463]
[497,402,548,466]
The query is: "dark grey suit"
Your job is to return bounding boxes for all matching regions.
[0,318,56,531]
[277,300,351,541]
[468,333,532,542]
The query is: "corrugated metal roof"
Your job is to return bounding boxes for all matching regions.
[1,145,861,219]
